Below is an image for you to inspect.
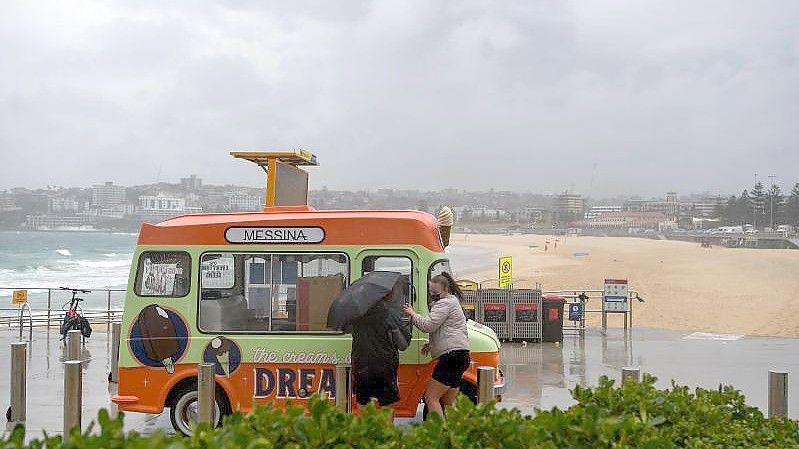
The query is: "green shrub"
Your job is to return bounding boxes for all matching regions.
[3,375,797,449]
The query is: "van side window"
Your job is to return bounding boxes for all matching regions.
[134,251,191,297]
[199,252,348,333]
[362,256,413,300]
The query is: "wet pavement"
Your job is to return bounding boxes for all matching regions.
[1,326,797,439]
[499,328,799,417]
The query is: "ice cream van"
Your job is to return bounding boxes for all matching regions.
[111,151,504,434]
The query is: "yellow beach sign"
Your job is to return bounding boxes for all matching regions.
[498,256,513,288]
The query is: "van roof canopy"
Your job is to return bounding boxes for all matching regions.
[230,150,318,209]
[138,209,444,251]
[230,150,319,167]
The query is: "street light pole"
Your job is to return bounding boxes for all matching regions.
[753,173,758,229]
[768,175,776,229]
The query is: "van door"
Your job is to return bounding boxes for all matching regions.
[354,249,423,410]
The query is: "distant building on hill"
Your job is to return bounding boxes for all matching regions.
[574,211,670,231]
[553,192,584,224]
[180,175,203,191]
[24,214,90,230]
[690,196,724,218]
[136,195,201,219]
[92,182,126,208]
[0,193,20,212]
[624,192,681,220]
[228,190,263,211]
[49,197,81,213]
[584,205,622,219]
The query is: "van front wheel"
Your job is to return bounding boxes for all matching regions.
[169,387,225,436]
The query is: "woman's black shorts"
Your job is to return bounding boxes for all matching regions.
[432,350,471,388]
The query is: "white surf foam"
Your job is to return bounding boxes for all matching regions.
[55,249,72,256]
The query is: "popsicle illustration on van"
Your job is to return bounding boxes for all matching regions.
[136,304,181,373]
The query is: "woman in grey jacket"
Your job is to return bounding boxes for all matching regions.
[403,272,469,418]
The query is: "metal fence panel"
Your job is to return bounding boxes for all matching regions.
[510,288,542,341]
[477,288,511,340]
[461,290,478,321]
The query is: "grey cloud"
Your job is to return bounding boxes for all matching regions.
[1,0,797,197]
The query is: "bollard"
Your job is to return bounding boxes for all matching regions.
[8,342,27,425]
[768,370,788,418]
[622,367,640,383]
[47,289,52,325]
[67,329,81,362]
[197,363,216,425]
[477,366,495,404]
[106,290,112,329]
[335,363,352,413]
[63,360,83,442]
[109,322,121,383]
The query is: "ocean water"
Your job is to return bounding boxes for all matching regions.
[0,230,494,314]
[0,231,137,290]
[0,231,137,313]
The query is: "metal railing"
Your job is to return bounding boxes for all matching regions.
[457,279,639,337]
[0,287,124,333]
[0,303,33,339]
[543,288,640,333]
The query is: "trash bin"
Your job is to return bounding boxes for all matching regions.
[541,296,566,342]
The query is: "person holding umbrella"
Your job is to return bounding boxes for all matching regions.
[402,272,469,418]
[327,271,412,407]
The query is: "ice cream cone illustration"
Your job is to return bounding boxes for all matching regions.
[210,337,232,376]
[437,206,454,247]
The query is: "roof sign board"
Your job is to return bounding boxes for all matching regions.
[225,227,325,244]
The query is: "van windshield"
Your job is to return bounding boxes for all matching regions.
[429,259,452,280]
[199,252,348,333]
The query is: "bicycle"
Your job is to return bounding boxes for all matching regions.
[59,287,93,341]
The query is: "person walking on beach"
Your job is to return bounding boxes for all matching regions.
[403,272,470,418]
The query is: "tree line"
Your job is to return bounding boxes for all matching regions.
[717,181,799,228]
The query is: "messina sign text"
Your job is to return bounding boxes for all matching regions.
[225,227,325,244]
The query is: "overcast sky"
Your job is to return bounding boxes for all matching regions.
[1,1,797,197]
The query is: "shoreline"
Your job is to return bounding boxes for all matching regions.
[451,233,799,338]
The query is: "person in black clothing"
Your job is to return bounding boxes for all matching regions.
[351,289,412,406]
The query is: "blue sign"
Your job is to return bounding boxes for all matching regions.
[568,303,584,321]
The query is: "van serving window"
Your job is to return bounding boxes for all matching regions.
[134,251,191,297]
[362,255,413,303]
[199,252,348,333]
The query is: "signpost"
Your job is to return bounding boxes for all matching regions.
[568,303,584,322]
[498,256,513,288]
[603,279,628,312]
[12,290,27,305]
[602,279,629,331]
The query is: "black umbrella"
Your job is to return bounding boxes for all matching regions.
[326,271,404,330]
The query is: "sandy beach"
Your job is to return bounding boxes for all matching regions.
[454,233,799,338]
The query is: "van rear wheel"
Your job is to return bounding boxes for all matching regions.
[421,381,478,420]
[169,386,225,436]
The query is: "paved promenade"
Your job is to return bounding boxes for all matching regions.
[1,326,796,438]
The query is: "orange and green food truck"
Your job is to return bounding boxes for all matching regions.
[111,151,504,434]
